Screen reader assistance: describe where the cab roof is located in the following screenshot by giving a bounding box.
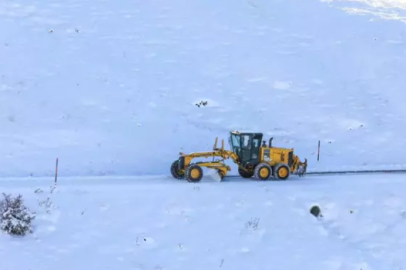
[230,130,263,135]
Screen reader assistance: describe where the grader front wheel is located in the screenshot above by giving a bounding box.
[186,164,203,182]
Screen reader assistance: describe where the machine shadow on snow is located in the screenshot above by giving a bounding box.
[170,130,308,183]
[218,174,308,183]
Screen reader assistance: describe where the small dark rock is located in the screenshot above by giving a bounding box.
[310,205,322,218]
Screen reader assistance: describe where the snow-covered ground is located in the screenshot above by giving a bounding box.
[2,0,406,177]
[325,0,406,23]
[1,173,406,270]
[2,0,406,268]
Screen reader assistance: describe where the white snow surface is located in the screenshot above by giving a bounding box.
[2,0,406,177]
[3,1,406,269]
[1,174,406,269]
[325,0,406,23]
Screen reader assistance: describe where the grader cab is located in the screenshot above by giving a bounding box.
[170,131,307,182]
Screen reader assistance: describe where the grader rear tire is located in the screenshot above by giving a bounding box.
[274,163,290,180]
[170,160,185,179]
[186,164,203,183]
[254,163,273,180]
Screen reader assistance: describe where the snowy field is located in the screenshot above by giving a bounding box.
[2,0,406,269]
[2,0,406,177]
[1,173,406,270]
[325,0,406,23]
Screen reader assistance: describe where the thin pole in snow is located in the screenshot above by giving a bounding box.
[317,140,320,162]
[55,158,59,184]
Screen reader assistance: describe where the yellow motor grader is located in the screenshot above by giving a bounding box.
[170,130,307,182]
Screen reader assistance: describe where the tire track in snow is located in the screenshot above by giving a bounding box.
[317,218,391,270]
[290,196,394,270]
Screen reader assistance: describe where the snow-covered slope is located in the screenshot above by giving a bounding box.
[1,174,406,270]
[2,0,406,177]
[326,0,406,23]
